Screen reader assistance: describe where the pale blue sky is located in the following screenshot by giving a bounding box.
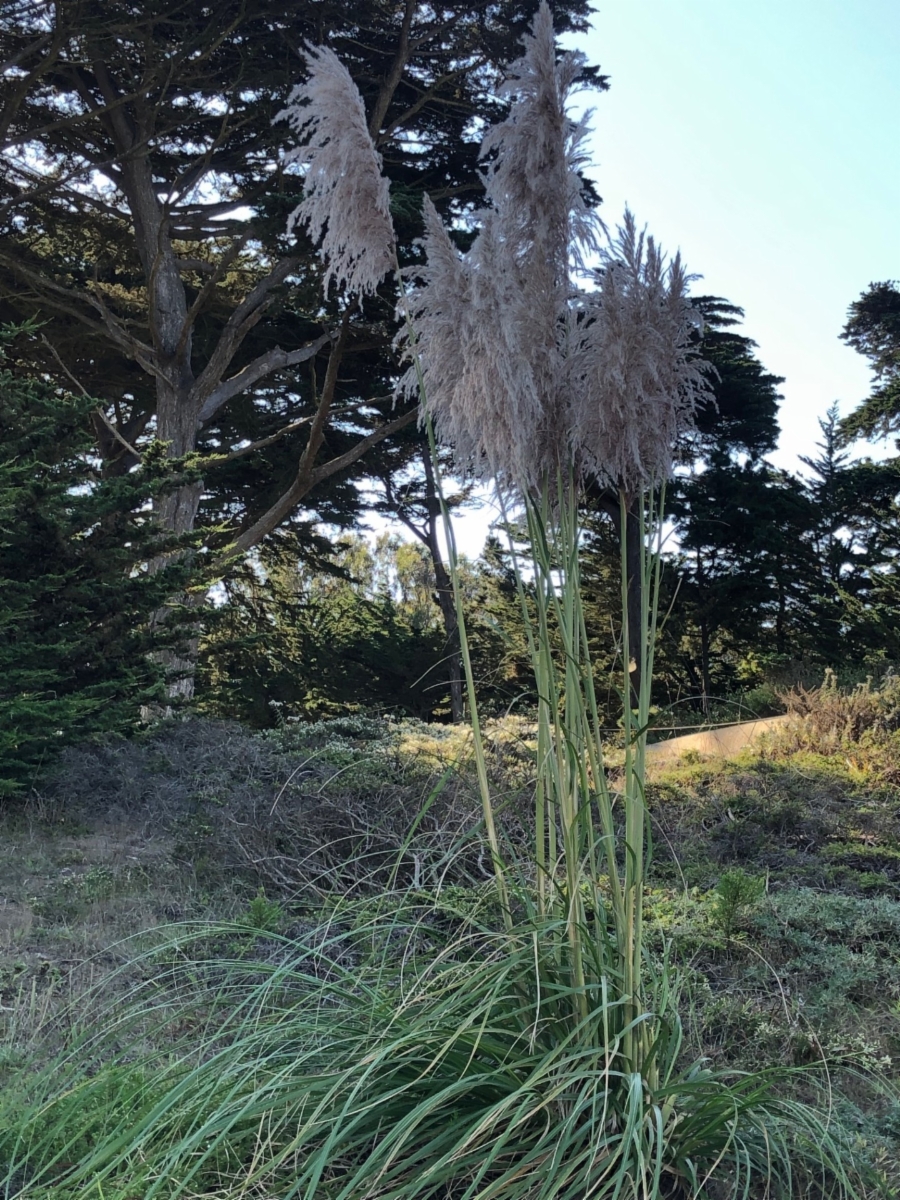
[573,0,899,471]
[371,1,900,556]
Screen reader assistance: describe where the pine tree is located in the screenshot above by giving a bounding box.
[836,280,900,665]
[839,281,900,443]
[0,343,196,795]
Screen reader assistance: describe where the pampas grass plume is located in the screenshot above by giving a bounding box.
[574,210,714,488]
[401,198,546,487]
[401,2,602,492]
[279,43,396,297]
[285,3,713,495]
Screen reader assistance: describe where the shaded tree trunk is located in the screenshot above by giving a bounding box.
[382,446,465,722]
[422,452,464,722]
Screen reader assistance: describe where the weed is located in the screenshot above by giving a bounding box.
[239,888,284,934]
[711,868,767,935]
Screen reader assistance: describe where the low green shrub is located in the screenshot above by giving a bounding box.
[711,869,767,936]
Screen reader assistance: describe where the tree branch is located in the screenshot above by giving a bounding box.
[0,249,158,371]
[196,332,333,425]
[229,403,416,557]
[175,234,249,361]
[368,0,416,137]
[191,255,302,406]
[296,313,350,481]
[196,401,370,466]
[308,407,417,490]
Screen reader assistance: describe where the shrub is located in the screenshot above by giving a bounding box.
[778,671,900,749]
[0,342,199,796]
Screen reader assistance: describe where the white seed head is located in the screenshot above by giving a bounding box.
[401,2,602,492]
[400,200,542,486]
[573,210,714,489]
[481,0,600,276]
[290,6,713,496]
[278,42,396,297]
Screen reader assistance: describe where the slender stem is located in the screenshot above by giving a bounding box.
[398,286,511,926]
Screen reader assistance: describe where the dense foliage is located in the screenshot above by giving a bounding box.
[0,348,196,794]
[0,0,601,554]
[0,3,896,757]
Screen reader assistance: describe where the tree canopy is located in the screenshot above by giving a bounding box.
[0,0,603,560]
[839,281,900,444]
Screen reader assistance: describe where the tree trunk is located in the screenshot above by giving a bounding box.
[116,134,205,699]
[693,551,713,715]
[149,383,205,703]
[422,452,464,722]
[699,616,713,716]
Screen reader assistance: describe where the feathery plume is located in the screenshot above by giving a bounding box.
[480,0,600,275]
[401,2,602,492]
[573,210,714,488]
[278,43,396,297]
[400,199,538,486]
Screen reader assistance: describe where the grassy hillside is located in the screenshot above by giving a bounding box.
[1,686,899,1195]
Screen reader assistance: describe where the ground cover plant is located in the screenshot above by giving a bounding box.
[1,8,898,1199]
[1,704,899,1196]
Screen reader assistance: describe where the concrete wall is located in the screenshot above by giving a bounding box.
[645,714,790,764]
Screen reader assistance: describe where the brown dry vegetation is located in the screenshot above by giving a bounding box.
[1,684,900,1192]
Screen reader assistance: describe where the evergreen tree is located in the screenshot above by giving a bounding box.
[839,281,900,443]
[0,344,195,794]
[196,533,448,725]
[0,0,603,701]
[836,280,900,665]
[0,0,601,556]
[671,457,820,699]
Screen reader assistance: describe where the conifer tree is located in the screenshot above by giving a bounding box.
[0,0,600,554]
[0,341,195,794]
[839,281,900,442]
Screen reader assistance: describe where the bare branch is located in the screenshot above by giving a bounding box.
[0,250,158,371]
[379,69,468,143]
[175,258,218,275]
[382,472,429,545]
[229,406,415,557]
[191,256,302,405]
[0,20,64,145]
[38,332,91,397]
[196,402,371,466]
[0,31,50,75]
[38,331,146,462]
[296,314,351,480]
[226,314,413,558]
[368,0,416,137]
[175,233,249,360]
[94,406,143,462]
[196,332,333,425]
[308,407,416,490]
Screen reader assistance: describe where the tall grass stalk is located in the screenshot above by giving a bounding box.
[489,476,667,1077]
[0,915,871,1200]
[405,325,512,929]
